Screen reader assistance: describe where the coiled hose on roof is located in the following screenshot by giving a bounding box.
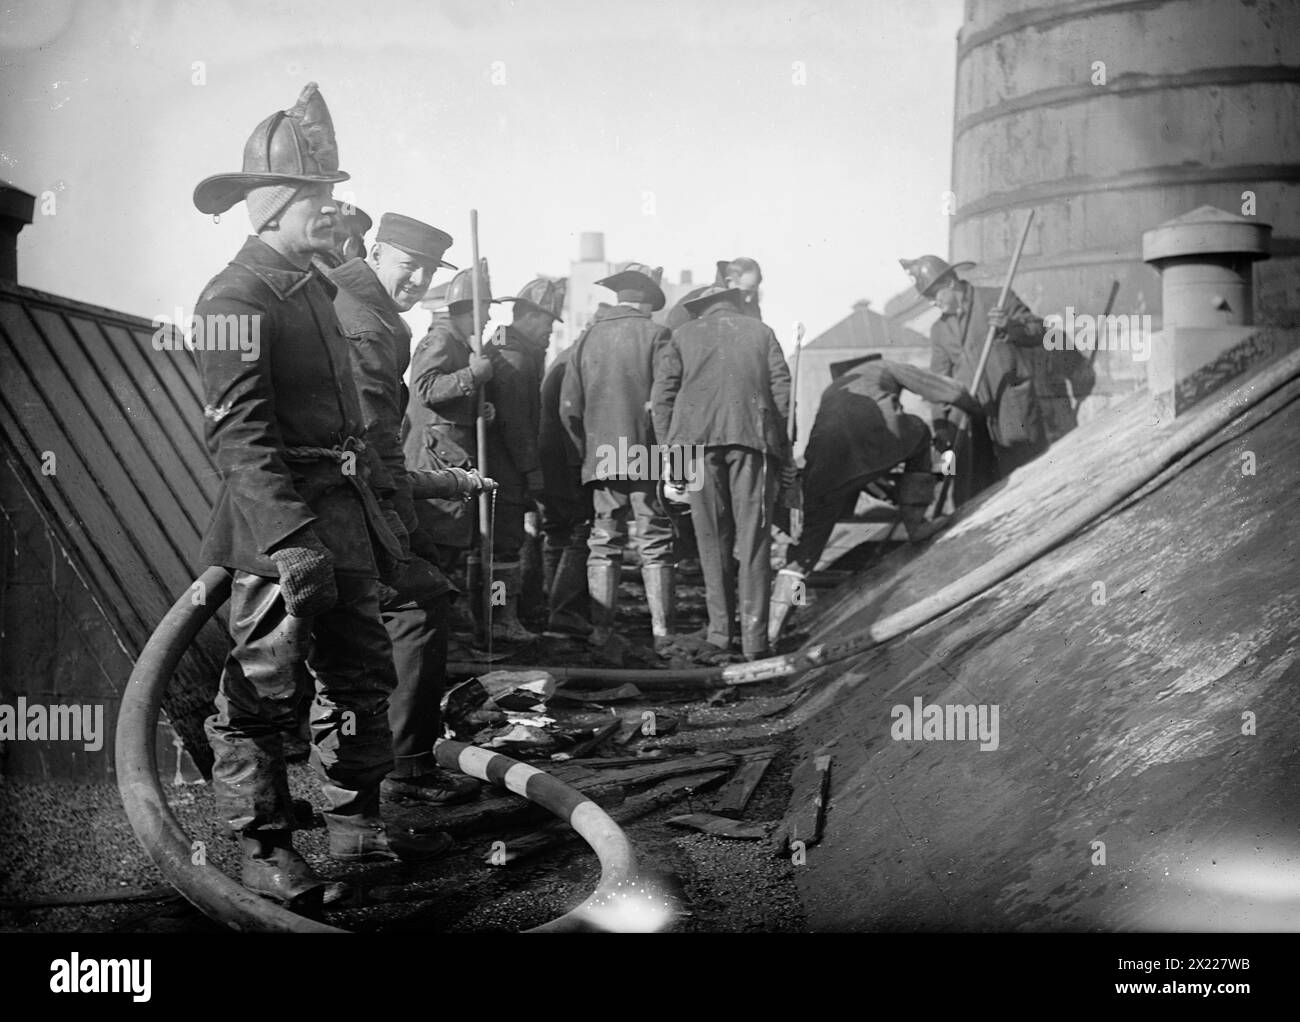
[115,569,651,933]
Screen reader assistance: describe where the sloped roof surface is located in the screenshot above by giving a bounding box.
[784,348,1300,929]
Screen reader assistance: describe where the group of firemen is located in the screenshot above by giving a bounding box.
[187,83,1073,912]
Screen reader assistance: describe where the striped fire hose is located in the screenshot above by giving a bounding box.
[115,567,652,934]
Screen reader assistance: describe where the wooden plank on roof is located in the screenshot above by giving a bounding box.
[108,321,210,454]
[25,304,200,594]
[0,303,178,637]
[65,315,210,539]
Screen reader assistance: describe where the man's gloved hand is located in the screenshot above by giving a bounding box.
[462,468,498,496]
[468,354,494,384]
[269,529,338,618]
[932,419,958,453]
[524,468,545,498]
[779,459,799,492]
[481,401,496,425]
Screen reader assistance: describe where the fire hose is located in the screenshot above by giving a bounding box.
[115,568,647,933]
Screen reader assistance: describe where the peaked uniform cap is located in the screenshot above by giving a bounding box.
[376,213,457,270]
[194,82,350,215]
[683,285,744,316]
[498,277,566,322]
[899,254,975,297]
[595,261,666,311]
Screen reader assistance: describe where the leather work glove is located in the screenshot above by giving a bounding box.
[467,354,494,384]
[524,468,545,499]
[932,419,958,454]
[461,468,497,496]
[269,529,338,618]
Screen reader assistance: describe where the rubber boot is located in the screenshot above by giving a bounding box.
[767,568,806,647]
[642,563,677,652]
[238,830,325,914]
[586,558,620,647]
[899,471,942,543]
[546,545,593,637]
[491,561,539,643]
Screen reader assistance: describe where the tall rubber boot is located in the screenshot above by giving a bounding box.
[546,545,593,637]
[642,563,677,652]
[586,558,620,647]
[899,471,942,543]
[767,568,806,647]
[490,561,539,643]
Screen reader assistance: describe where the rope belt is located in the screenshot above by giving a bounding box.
[277,437,405,567]
[280,437,368,463]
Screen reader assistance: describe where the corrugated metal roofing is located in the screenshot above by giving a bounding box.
[0,279,225,770]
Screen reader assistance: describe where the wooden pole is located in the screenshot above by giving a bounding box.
[469,210,493,641]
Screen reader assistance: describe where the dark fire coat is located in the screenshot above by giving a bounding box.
[193,235,395,578]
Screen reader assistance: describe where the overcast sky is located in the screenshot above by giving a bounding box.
[1,0,963,350]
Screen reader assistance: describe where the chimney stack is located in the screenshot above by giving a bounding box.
[578,232,605,263]
[0,182,36,283]
[1142,205,1274,419]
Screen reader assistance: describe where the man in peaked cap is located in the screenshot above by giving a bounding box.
[330,212,492,807]
[560,262,677,652]
[191,84,455,912]
[900,254,1048,506]
[482,277,566,642]
[651,285,791,662]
